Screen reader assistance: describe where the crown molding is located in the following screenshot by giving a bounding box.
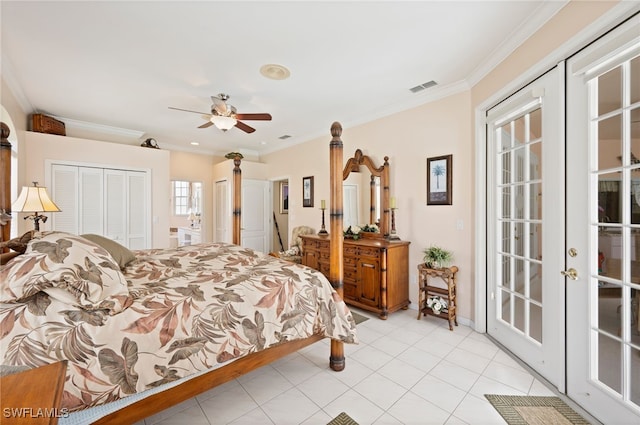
[51,115,145,140]
[1,52,33,113]
[467,1,568,87]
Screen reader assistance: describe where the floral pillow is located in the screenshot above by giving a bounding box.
[0,232,132,314]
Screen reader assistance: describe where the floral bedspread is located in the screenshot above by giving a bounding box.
[0,242,357,412]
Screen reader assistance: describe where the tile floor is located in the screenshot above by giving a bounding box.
[134,308,595,425]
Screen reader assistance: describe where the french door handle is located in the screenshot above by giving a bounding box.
[560,268,578,280]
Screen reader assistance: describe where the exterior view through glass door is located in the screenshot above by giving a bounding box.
[486,68,564,387]
[566,15,640,423]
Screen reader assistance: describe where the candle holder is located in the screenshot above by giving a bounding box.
[388,207,400,240]
[318,207,329,235]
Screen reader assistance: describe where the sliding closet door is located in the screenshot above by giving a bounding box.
[127,171,147,250]
[104,169,127,244]
[79,167,103,235]
[50,163,150,249]
[51,164,78,234]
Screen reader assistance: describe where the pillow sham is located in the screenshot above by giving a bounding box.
[80,234,136,269]
[1,232,131,314]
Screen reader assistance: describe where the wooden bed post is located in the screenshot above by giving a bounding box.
[232,154,242,245]
[329,122,345,371]
[0,122,11,248]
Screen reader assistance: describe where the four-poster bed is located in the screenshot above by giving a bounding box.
[0,123,353,424]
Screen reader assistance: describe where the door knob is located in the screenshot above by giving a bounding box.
[560,268,578,280]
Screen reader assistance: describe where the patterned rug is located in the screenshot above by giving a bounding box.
[485,395,590,424]
[327,412,359,425]
[351,311,369,325]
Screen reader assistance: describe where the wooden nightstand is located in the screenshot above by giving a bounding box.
[417,264,458,330]
[0,361,68,424]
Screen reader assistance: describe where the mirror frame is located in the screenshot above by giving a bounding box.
[343,149,390,238]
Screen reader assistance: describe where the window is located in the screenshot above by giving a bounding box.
[172,181,202,216]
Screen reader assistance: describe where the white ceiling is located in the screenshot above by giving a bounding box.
[1,1,567,157]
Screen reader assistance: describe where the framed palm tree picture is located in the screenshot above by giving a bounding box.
[427,154,452,205]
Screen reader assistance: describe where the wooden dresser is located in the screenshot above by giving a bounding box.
[301,234,410,319]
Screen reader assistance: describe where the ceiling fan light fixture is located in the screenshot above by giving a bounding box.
[210,115,237,131]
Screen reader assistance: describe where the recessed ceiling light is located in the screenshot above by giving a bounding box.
[260,141,267,145]
[190,141,199,146]
[260,64,291,80]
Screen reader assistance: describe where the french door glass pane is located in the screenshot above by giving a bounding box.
[495,107,543,342]
[592,56,640,407]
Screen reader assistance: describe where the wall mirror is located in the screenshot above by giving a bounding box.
[343,149,390,238]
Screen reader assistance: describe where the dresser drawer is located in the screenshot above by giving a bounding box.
[359,247,379,257]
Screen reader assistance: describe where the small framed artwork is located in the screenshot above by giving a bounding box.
[279,181,289,214]
[302,176,314,207]
[427,154,452,205]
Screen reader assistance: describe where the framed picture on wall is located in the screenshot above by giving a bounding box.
[427,154,452,205]
[302,176,314,207]
[280,181,289,214]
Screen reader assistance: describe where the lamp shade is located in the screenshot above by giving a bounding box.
[12,184,61,213]
[210,115,237,131]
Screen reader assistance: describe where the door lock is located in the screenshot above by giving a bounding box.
[560,268,578,280]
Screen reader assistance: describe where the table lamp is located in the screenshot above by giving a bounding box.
[12,182,61,231]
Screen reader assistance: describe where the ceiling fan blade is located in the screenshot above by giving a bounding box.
[198,121,214,129]
[212,96,228,115]
[235,120,256,133]
[169,106,209,115]
[235,113,272,121]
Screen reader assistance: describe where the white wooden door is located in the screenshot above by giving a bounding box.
[566,16,640,423]
[78,167,103,235]
[51,164,78,234]
[127,171,147,249]
[241,179,269,253]
[104,169,127,245]
[486,67,564,386]
[215,180,229,243]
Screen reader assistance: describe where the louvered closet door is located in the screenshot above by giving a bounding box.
[51,164,78,234]
[104,169,127,245]
[79,167,103,234]
[127,171,147,250]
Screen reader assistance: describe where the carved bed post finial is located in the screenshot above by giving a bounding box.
[330,121,342,141]
[232,155,242,245]
[1,122,12,247]
[329,122,345,371]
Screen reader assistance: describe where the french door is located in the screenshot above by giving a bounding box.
[486,67,564,387]
[566,15,640,424]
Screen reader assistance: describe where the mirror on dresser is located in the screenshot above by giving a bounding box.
[171,180,203,246]
[343,149,389,238]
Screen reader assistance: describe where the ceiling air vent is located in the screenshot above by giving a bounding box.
[409,80,437,93]
[278,135,292,140]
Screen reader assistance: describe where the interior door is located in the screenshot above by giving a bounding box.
[241,179,269,252]
[215,180,229,243]
[566,16,640,424]
[486,67,564,386]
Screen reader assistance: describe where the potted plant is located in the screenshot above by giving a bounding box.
[423,245,453,269]
[427,295,447,315]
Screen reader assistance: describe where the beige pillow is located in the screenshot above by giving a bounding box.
[80,234,136,269]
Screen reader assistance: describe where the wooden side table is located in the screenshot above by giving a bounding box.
[0,361,68,424]
[418,264,458,330]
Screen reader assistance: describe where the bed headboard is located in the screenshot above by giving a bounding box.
[1,122,12,249]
